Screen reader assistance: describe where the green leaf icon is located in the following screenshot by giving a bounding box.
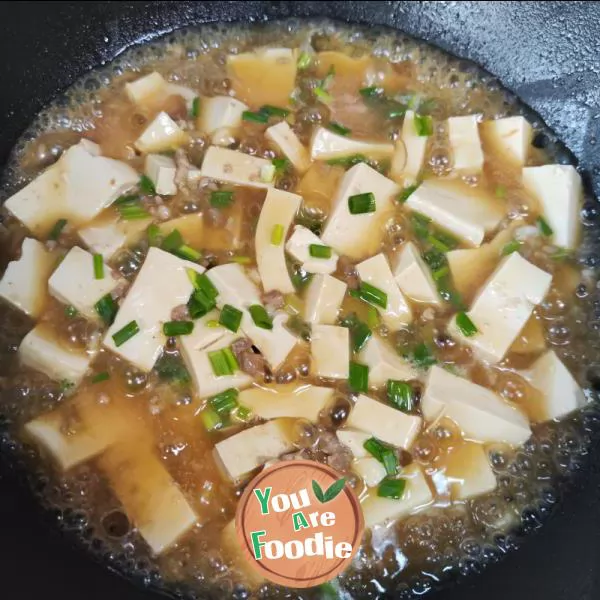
[312,477,347,503]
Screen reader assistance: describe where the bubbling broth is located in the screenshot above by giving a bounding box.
[0,19,599,600]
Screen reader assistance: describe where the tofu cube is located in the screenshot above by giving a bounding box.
[520,350,586,421]
[265,121,311,173]
[346,394,422,449]
[214,419,294,482]
[321,163,399,259]
[522,164,582,249]
[480,116,533,165]
[285,225,339,275]
[144,154,177,195]
[392,241,441,305]
[390,110,429,185]
[19,324,91,385]
[205,262,261,309]
[405,178,504,247]
[337,429,372,458]
[444,442,497,500]
[103,247,204,372]
[310,127,394,161]
[199,95,248,134]
[134,111,189,153]
[238,383,334,421]
[0,238,55,317]
[421,366,531,445]
[255,188,301,294]
[356,253,412,330]
[125,72,168,106]
[199,146,274,189]
[311,324,350,379]
[48,246,121,322]
[448,252,552,363]
[357,335,417,387]
[354,457,387,487]
[361,465,434,528]
[447,114,484,173]
[303,274,347,325]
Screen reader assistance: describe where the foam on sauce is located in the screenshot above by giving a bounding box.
[0,19,599,600]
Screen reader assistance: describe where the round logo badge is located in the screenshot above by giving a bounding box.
[235,459,364,588]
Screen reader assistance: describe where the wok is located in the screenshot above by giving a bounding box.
[0,2,599,599]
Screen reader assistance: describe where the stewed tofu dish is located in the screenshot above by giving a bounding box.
[0,21,598,599]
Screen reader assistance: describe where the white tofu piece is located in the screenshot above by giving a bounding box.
[134,111,189,154]
[356,254,412,330]
[337,429,372,458]
[265,121,311,173]
[392,241,441,305]
[447,115,484,173]
[0,238,55,318]
[5,140,139,234]
[405,179,504,247]
[144,154,177,195]
[103,247,204,372]
[255,188,301,294]
[206,263,261,308]
[99,443,197,555]
[310,127,394,161]
[480,116,532,165]
[361,465,434,528]
[354,457,387,487]
[199,146,274,189]
[522,164,582,249]
[520,350,587,421]
[19,324,91,385]
[321,163,399,259]
[214,419,294,482]
[346,394,422,449]
[357,335,417,387]
[421,366,531,445]
[311,324,350,379]
[390,110,429,185]
[180,331,254,399]
[239,383,334,421]
[303,274,347,325]
[199,95,248,135]
[444,442,497,500]
[125,72,168,106]
[285,225,339,274]
[48,246,120,322]
[179,309,226,353]
[448,252,552,363]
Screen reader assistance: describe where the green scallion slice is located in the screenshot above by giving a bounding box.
[191,96,200,118]
[208,349,233,377]
[314,87,332,103]
[219,304,243,333]
[411,343,437,369]
[200,407,223,432]
[432,265,450,281]
[308,244,332,259]
[231,255,252,265]
[427,231,458,253]
[259,105,290,118]
[359,86,384,99]
[348,192,376,215]
[455,312,478,337]
[222,347,239,372]
[272,157,290,174]
[297,51,312,70]
[209,388,239,416]
[326,154,368,169]
[411,212,432,239]
[271,223,285,246]
[163,320,194,336]
[48,218,68,241]
[382,449,399,476]
[387,380,414,412]
[91,371,110,384]
[206,319,221,328]
[233,405,253,423]
[502,240,522,256]
[363,437,388,461]
[242,110,269,124]
[117,203,151,220]
[349,361,369,393]
[139,174,156,195]
[210,190,234,208]
[377,477,406,499]
[93,254,104,280]
[187,275,219,319]
[64,305,78,318]
[147,223,162,246]
[249,304,273,330]
[340,313,372,353]
[397,185,418,204]
[537,216,554,237]
[112,320,140,347]
[94,293,118,325]
[366,306,379,329]
[414,113,433,136]
[175,244,202,262]
[352,281,388,309]
[162,229,184,252]
[328,121,351,136]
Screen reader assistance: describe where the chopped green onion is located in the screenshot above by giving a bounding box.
[385,100,408,120]
[59,380,74,393]
[387,380,414,412]
[208,349,234,377]
[359,86,384,99]
[187,274,219,319]
[114,194,138,206]
[200,407,223,432]
[94,294,118,325]
[231,255,252,265]
[289,262,312,290]
[427,231,458,253]
[411,343,437,369]
[411,212,432,239]
[422,249,446,272]
[93,254,104,280]
[286,314,311,341]
[550,247,572,261]
[191,96,200,118]
[326,154,368,169]
[64,305,78,318]
[233,405,253,423]
[48,218,68,241]
[363,437,398,476]
[249,304,273,330]
[174,244,202,262]
[272,157,290,174]
[377,477,406,499]
[397,185,418,204]
[206,319,221,328]
[382,449,399,476]
[297,51,312,70]
[363,438,386,461]
[91,371,110,384]
[210,190,234,208]
[366,306,380,329]
[455,312,478,337]
[222,347,239,372]
[495,184,507,198]
[147,223,162,246]
[162,229,184,252]
[193,273,218,297]
[242,110,269,124]
[437,276,465,309]
[349,361,369,393]
[163,321,194,336]
[259,105,290,118]
[209,388,239,416]
[340,313,372,353]
[414,114,433,136]
[117,203,151,220]
[321,65,335,89]
[432,265,450,281]
[154,353,191,385]
[139,174,156,195]
[501,240,522,256]
[328,121,351,136]
[314,87,332,103]
[537,216,554,237]
[348,192,376,215]
[351,281,388,309]
[219,304,243,333]
[271,223,285,246]
[112,320,140,347]
[309,244,332,259]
